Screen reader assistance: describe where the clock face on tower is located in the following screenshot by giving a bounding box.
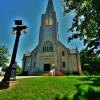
[45,15,53,25]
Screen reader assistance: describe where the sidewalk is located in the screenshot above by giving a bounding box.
[0,76,41,82]
[0,77,3,81]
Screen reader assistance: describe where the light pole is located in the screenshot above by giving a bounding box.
[2,20,27,82]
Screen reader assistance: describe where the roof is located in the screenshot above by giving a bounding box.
[58,41,77,54]
[25,52,31,57]
[70,48,77,54]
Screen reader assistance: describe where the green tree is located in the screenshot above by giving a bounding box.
[16,65,22,74]
[0,45,10,68]
[63,0,100,55]
[80,49,100,75]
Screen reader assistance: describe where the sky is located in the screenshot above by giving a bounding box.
[0,0,84,66]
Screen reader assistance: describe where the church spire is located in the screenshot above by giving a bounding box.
[46,0,55,13]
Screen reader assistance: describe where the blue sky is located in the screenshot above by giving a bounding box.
[0,0,84,66]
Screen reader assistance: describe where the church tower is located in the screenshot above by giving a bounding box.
[39,0,58,52]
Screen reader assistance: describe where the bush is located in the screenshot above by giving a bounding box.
[16,66,22,74]
[48,71,64,76]
[83,71,90,76]
[55,71,64,76]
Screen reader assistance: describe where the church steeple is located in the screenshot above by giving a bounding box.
[46,0,55,13]
[39,0,58,45]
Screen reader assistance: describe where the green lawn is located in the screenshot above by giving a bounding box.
[0,76,100,100]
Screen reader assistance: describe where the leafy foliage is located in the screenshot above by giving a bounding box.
[63,0,100,54]
[80,49,100,75]
[16,65,22,74]
[0,45,10,68]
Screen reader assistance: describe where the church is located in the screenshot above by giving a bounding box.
[22,0,82,75]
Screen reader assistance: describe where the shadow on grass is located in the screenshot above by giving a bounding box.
[73,77,100,100]
[0,82,9,90]
[73,85,100,100]
[54,77,100,100]
[79,77,100,87]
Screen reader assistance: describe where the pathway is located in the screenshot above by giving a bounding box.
[0,76,41,82]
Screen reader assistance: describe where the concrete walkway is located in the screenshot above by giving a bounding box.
[0,77,3,82]
[0,76,41,82]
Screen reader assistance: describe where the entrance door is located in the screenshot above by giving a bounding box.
[44,64,50,71]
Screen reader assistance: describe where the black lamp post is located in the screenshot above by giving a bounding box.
[2,20,27,82]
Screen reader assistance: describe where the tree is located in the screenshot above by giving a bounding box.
[0,45,10,68]
[63,0,100,55]
[80,49,100,75]
[16,65,22,74]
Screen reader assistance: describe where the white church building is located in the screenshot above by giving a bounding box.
[22,0,82,75]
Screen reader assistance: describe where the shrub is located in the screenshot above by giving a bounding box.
[55,71,64,76]
[48,71,64,76]
[16,65,22,74]
[83,71,90,76]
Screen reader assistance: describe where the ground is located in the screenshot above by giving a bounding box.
[0,76,100,100]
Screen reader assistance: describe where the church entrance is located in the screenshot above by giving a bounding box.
[44,64,50,71]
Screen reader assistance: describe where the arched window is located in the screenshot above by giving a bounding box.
[43,41,53,52]
[62,62,65,68]
[62,51,65,56]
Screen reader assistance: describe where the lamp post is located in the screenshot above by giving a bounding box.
[2,20,27,82]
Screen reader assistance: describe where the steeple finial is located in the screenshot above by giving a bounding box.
[46,0,54,13]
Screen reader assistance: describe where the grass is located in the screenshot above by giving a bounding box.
[0,76,100,100]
